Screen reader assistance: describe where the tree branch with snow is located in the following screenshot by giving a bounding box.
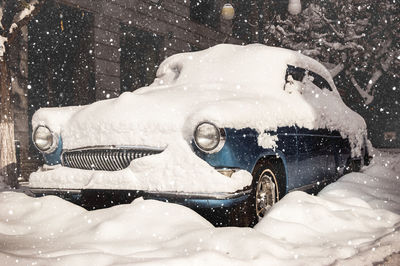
[0,0,45,187]
[0,0,44,60]
[264,0,399,105]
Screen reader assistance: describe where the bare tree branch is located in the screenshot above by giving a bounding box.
[347,70,374,104]
[0,0,44,60]
[312,9,345,39]
[321,40,364,51]
[329,63,345,77]
[365,52,395,95]
[8,0,44,44]
[265,1,398,105]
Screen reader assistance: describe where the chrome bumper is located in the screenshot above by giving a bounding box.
[22,186,252,212]
[25,187,251,200]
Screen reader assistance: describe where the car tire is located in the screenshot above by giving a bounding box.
[232,159,283,227]
[345,158,362,174]
[252,161,281,221]
[229,159,285,227]
[364,150,372,166]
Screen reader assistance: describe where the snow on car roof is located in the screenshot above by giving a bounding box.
[149,43,337,94]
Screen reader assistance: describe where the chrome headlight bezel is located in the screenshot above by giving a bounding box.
[32,125,59,154]
[193,122,226,154]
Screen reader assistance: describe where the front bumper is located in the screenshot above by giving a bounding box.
[24,187,251,209]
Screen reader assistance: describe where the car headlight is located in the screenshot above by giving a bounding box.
[194,122,226,153]
[32,125,58,153]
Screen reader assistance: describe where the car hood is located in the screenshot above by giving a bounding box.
[63,85,260,149]
[32,84,279,150]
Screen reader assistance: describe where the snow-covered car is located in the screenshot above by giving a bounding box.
[26,44,370,226]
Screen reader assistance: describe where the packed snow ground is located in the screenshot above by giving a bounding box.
[1,151,399,266]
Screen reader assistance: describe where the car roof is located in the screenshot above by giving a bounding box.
[151,44,338,95]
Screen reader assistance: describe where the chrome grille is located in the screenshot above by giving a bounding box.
[62,147,163,171]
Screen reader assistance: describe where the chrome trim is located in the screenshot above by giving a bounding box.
[296,133,342,138]
[28,188,82,194]
[26,188,251,200]
[288,180,327,193]
[216,167,241,177]
[32,125,59,154]
[61,146,164,171]
[140,189,252,200]
[60,152,65,166]
[288,183,316,192]
[193,122,226,154]
[62,145,165,153]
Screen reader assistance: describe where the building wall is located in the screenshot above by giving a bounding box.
[12,0,246,180]
[10,26,31,180]
[56,0,243,100]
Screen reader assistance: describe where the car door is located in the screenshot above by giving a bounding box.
[285,65,339,189]
[321,128,338,180]
[275,126,298,191]
[285,65,323,188]
[305,69,338,181]
[329,130,351,177]
[296,127,329,186]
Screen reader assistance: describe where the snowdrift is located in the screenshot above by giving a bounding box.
[1,151,399,265]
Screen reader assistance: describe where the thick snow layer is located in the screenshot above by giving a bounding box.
[2,151,399,265]
[30,44,367,191]
[0,36,6,58]
[257,132,279,150]
[33,106,83,133]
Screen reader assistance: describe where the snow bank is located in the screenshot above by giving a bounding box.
[2,151,399,265]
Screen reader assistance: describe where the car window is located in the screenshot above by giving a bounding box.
[307,70,333,91]
[284,65,307,93]
[286,65,332,92]
[285,65,306,82]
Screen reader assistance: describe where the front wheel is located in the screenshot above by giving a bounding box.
[255,168,278,219]
[229,159,284,227]
[344,158,362,174]
[251,160,283,223]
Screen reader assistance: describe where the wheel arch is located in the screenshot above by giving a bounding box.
[251,152,288,197]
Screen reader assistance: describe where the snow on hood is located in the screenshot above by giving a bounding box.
[2,152,400,265]
[32,44,366,155]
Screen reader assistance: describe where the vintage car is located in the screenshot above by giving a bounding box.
[25,44,370,226]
